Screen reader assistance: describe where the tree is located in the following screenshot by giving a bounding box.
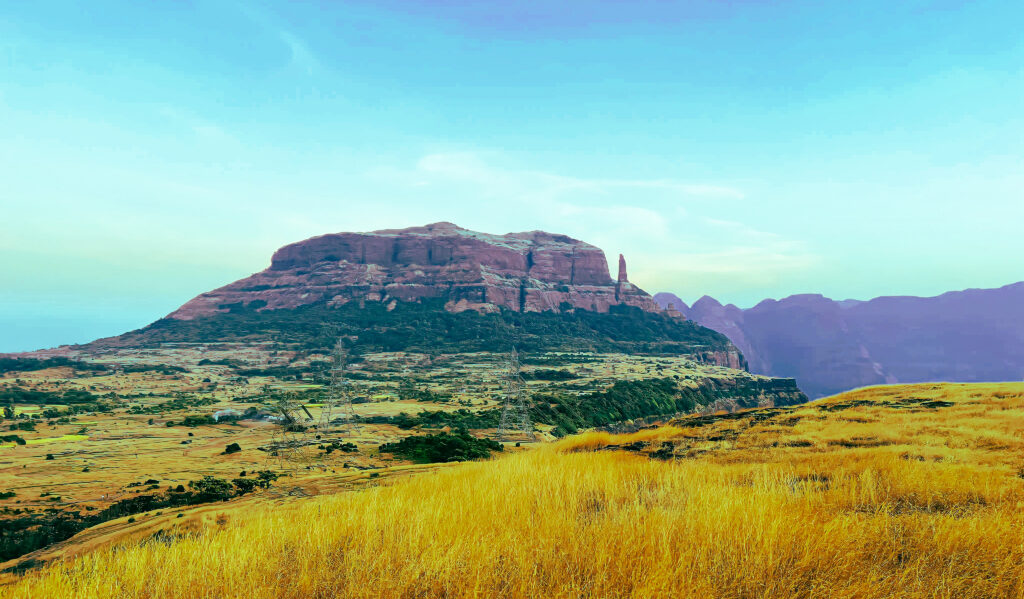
[231,478,257,495]
[188,476,233,502]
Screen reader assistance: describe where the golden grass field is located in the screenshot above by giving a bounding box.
[5,381,1024,598]
[0,348,760,513]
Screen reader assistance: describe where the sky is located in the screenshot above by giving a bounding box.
[1,0,1022,352]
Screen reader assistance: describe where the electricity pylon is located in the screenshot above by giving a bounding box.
[497,348,533,441]
[267,393,315,470]
[319,338,357,436]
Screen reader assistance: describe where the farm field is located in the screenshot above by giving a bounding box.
[0,345,792,570]
[3,381,1023,597]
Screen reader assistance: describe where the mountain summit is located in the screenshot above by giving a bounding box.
[170,222,659,320]
[95,224,742,360]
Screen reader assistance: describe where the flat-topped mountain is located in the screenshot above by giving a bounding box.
[95,224,745,363]
[656,282,1024,398]
[171,222,657,320]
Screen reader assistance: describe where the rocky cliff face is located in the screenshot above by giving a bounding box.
[655,283,1024,399]
[170,223,663,320]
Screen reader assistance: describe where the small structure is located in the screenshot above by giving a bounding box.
[213,409,242,422]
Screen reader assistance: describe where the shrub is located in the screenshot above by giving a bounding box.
[188,476,234,502]
[181,415,216,427]
[223,443,241,455]
[380,431,503,464]
[232,478,257,494]
[255,471,279,489]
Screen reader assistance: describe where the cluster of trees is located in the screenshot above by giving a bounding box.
[320,441,357,455]
[379,431,503,463]
[522,369,577,381]
[234,365,314,379]
[166,414,217,427]
[0,472,280,562]
[0,386,99,406]
[1,386,113,425]
[197,358,242,367]
[0,358,108,375]
[119,364,187,375]
[0,358,189,377]
[360,408,501,431]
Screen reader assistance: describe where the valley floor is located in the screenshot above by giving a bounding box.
[4,382,1024,597]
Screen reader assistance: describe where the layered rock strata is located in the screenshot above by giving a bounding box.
[170,223,662,320]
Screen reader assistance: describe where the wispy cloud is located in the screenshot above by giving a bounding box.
[236,3,322,76]
[369,151,817,297]
[277,30,320,75]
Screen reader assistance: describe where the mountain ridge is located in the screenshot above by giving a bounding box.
[655,282,1024,398]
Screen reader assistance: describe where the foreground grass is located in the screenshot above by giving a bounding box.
[8,382,1024,598]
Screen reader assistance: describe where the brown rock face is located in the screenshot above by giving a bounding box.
[168,222,660,320]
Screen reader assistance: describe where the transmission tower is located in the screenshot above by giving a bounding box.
[497,348,533,441]
[266,393,316,470]
[319,338,357,436]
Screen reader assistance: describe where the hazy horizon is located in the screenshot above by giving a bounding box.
[2,0,1022,352]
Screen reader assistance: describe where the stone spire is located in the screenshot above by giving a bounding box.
[617,254,628,283]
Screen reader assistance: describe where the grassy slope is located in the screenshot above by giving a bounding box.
[7,382,1024,598]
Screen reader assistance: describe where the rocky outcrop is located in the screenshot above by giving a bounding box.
[169,223,660,320]
[655,282,1024,399]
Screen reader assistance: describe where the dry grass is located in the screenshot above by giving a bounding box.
[6,382,1024,598]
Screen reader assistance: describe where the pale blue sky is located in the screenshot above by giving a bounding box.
[1,0,1022,351]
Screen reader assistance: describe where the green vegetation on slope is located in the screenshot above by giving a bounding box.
[0,387,100,406]
[0,473,281,564]
[380,432,503,463]
[99,300,737,357]
[364,377,805,437]
[0,358,109,375]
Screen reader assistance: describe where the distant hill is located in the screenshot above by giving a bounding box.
[655,282,1024,398]
[90,224,741,364]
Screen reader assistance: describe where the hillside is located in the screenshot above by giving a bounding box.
[0,346,804,567]
[84,223,747,365]
[95,298,740,361]
[655,282,1024,398]
[5,382,1023,598]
